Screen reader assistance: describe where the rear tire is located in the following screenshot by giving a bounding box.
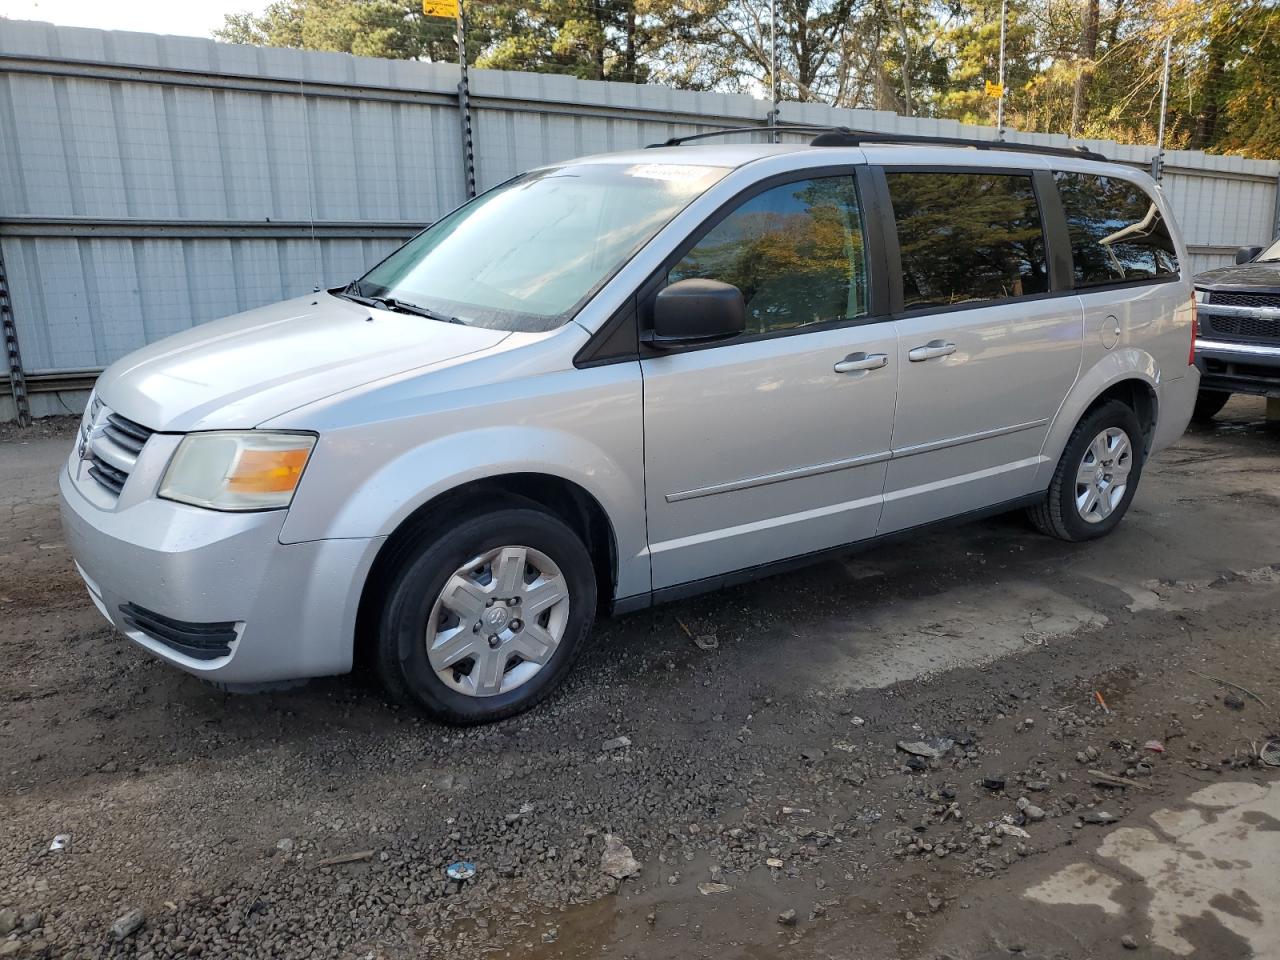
[1028,400,1146,542]
[374,506,596,724]
[1191,390,1230,422]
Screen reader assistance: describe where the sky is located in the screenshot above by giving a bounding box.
[0,0,264,39]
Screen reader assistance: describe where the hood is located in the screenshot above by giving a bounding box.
[1194,260,1280,294]
[95,293,510,431]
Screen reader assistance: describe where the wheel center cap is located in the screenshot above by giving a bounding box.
[484,605,511,630]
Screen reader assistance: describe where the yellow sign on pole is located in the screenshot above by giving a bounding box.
[984,80,1004,98]
[422,0,458,18]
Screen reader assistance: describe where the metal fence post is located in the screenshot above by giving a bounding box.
[0,240,32,427]
[1151,35,1172,181]
[457,0,477,199]
[768,0,778,143]
[996,0,1007,140]
[1273,172,1280,240]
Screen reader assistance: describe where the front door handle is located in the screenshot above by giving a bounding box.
[834,352,889,374]
[908,339,957,362]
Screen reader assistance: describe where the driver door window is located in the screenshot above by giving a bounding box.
[667,176,869,336]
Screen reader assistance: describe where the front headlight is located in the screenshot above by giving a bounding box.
[159,432,316,511]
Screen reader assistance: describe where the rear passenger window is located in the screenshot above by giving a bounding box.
[1055,172,1179,286]
[887,172,1048,309]
[668,176,867,335]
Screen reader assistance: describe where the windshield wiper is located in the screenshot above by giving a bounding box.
[372,297,465,325]
[335,283,465,324]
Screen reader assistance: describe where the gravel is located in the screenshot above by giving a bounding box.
[110,908,145,941]
[3,404,1280,958]
[599,835,640,880]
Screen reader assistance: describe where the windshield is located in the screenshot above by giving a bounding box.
[357,162,729,332]
[1256,238,1280,262]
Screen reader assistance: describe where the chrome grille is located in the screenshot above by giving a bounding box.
[103,413,152,455]
[1208,290,1280,309]
[1202,313,1280,344]
[87,458,129,495]
[80,401,155,499]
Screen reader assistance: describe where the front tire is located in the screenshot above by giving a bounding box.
[375,506,596,724]
[1028,400,1146,542]
[1191,390,1230,422]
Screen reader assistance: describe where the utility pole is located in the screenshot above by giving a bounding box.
[1152,34,1172,181]
[996,0,1007,139]
[768,0,779,142]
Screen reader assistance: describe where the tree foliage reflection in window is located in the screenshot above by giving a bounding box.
[669,177,867,335]
[1055,173,1179,286]
[888,172,1048,309]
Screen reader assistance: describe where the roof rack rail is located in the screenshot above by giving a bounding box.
[645,122,1108,163]
[647,124,845,148]
[808,128,1108,162]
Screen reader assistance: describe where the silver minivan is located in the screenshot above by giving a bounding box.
[59,130,1200,723]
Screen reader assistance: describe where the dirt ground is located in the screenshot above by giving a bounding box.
[1,398,1278,960]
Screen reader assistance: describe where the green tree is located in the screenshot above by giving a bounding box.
[216,0,703,83]
[683,0,946,112]
[215,0,467,61]
[476,0,705,82]
[213,0,1280,158]
[1054,0,1280,157]
[934,0,1038,126]
[1178,0,1280,157]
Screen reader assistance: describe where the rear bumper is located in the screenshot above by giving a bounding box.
[59,461,381,683]
[1195,339,1280,397]
[1151,371,1199,455]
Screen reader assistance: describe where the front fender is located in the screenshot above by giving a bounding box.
[306,425,639,536]
[277,363,650,600]
[1037,347,1160,480]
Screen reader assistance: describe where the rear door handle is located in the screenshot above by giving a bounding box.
[908,340,957,362]
[833,352,888,374]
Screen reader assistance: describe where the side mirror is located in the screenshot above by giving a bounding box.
[1235,245,1264,265]
[650,279,746,348]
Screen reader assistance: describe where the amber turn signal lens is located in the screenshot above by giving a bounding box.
[226,447,312,494]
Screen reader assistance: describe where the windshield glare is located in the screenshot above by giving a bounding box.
[358,162,729,332]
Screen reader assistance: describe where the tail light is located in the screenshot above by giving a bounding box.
[1188,294,1198,365]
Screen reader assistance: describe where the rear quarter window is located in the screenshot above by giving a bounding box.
[1054,172,1179,287]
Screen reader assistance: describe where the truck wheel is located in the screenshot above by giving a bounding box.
[1191,390,1230,422]
[1028,400,1146,542]
[375,506,596,724]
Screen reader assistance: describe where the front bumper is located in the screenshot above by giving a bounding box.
[58,455,381,684]
[1195,338,1280,397]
